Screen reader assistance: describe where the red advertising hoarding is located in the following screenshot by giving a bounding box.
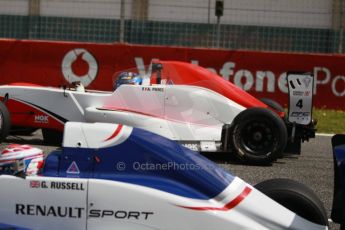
[0,39,344,109]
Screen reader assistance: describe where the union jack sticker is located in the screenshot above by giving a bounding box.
[30,180,40,188]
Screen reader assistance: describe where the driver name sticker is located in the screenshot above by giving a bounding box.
[142,87,164,92]
[29,180,85,191]
[287,72,314,125]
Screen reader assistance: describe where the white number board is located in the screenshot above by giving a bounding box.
[287,72,314,125]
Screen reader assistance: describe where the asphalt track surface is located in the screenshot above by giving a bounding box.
[3,131,340,229]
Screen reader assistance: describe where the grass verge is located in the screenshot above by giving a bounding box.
[313,109,345,134]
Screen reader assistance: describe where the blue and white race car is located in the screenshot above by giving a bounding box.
[0,122,328,229]
[331,134,345,229]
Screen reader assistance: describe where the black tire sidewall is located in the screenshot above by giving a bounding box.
[260,98,284,113]
[231,107,287,164]
[255,178,328,226]
[0,101,11,142]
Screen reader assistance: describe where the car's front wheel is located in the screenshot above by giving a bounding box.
[230,107,287,165]
[255,178,328,226]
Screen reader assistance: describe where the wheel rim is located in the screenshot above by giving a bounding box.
[239,119,276,156]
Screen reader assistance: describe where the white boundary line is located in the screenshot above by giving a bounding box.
[316,133,334,137]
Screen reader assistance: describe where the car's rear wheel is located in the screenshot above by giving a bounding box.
[0,101,11,143]
[255,178,328,226]
[259,98,284,113]
[230,107,287,165]
[42,128,63,146]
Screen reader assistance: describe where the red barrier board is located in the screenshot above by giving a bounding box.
[0,39,344,109]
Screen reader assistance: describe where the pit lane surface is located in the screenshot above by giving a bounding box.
[4,132,340,229]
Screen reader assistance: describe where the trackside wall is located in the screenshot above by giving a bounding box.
[0,39,344,109]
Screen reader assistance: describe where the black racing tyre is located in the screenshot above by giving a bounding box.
[42,129,63,146]
[255,178,328,226]
[0,101,11,143]
[260,98,284,113]
[230,107,287,165]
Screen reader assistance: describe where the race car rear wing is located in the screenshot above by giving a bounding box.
[287,72,314,126]
[285,72,315,154]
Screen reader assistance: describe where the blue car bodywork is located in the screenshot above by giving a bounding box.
[42,127,234,200]
[331,134,345,228]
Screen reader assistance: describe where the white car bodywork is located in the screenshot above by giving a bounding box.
[0,84,245,151]
[0,175,327,230]
[0,63,316,166]
[0,122,327,230]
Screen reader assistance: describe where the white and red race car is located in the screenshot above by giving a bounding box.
[0,61,315,164]
[0,122,328,229]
